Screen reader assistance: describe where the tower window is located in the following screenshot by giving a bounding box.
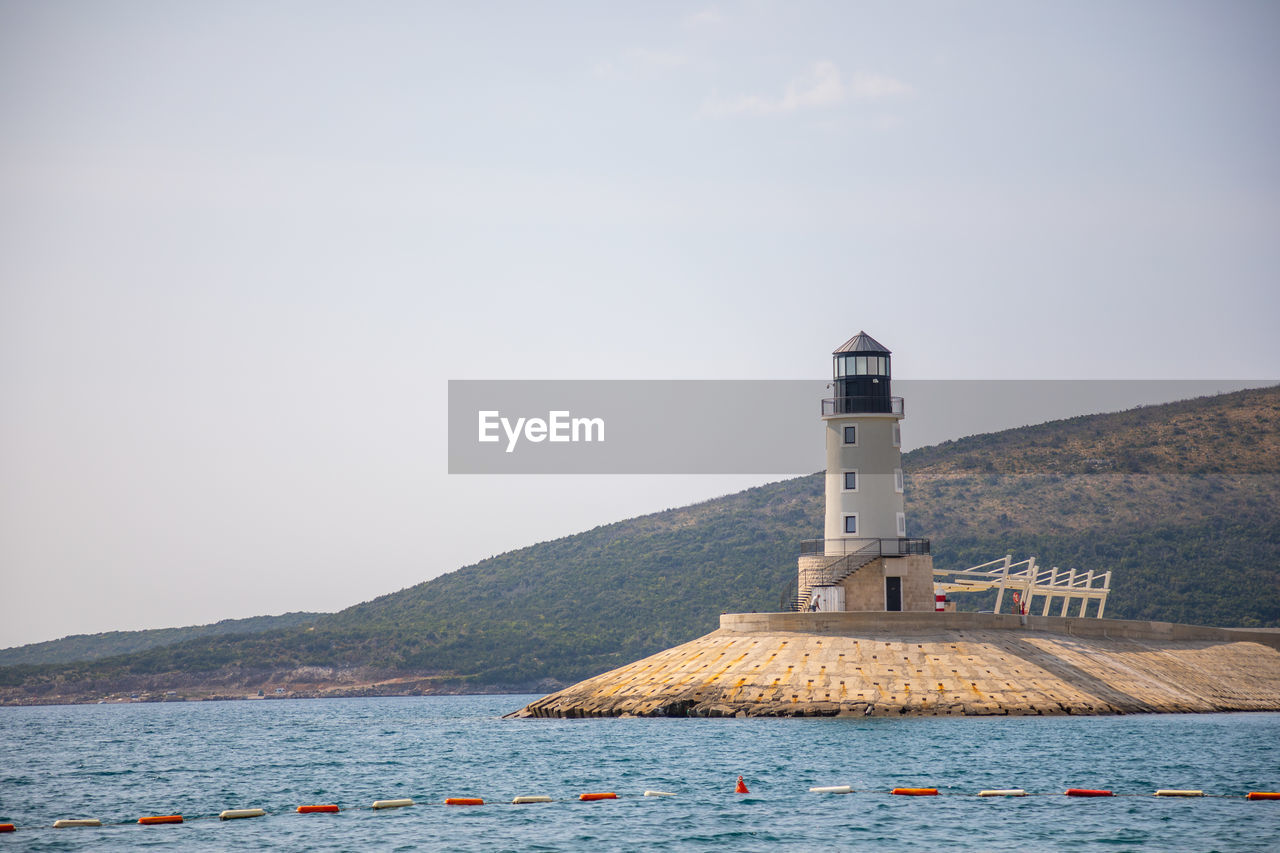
[892,423,901,447]
[843,470,858,491]
[844,514,858,535]
[835,354,891,377]
[896,512,906,537]
[894,468,904,493]
[843,425,857,445]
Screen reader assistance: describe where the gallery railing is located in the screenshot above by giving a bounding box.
[821,396,904,416]
[799,537,931,557]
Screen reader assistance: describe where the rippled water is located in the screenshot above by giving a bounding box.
[1,697,1278,851]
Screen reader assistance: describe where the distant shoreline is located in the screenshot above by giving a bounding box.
[0,678,556,708]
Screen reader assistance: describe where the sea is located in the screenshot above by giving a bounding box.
[1,696,1278,851]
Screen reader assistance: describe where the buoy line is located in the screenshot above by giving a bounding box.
[1,784,1276,835]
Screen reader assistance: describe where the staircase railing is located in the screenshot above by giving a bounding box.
[787,537,931,610]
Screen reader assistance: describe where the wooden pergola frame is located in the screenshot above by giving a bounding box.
[934,555,1112,618]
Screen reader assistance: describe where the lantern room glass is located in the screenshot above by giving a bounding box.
[834,355,891,378]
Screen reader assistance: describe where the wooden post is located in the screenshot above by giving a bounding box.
[1042,567,1058,616]
[1022,557,1037,618]
[1060,569,1076,616]
[993,555,1012,614]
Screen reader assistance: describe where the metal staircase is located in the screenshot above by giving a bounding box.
[788,539,886,611]
[824,541,884,584]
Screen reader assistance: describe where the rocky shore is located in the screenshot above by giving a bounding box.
[0,668,558,707]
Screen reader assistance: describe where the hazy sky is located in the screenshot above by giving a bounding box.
[2,1,1278,648]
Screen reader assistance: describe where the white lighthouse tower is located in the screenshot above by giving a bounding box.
[824,331,904,545]
[797,331,933,612]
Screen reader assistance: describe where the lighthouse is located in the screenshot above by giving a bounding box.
[797,331,932,612]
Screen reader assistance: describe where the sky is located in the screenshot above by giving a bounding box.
[2,1,1278,649]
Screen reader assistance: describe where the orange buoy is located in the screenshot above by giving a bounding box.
[0,823,15,833]
[445,798,485,806]
[579,792,618,801]
[1065,789,1113,797]
[297,804,341,813]
[735,776,749,794]
[138,815,184,825]
[892,788,939,796]
[1247,792,1280,800]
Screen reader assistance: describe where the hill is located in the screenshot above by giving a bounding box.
[2,385,1277,704]
[0,612,323,667]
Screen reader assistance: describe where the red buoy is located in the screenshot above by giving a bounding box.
[138,815,184,825]
[735,776,749,794]
[579,792,618,801]
[297,805,340,813]
[1065,789,1113,797]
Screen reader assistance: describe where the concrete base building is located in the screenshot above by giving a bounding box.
[799,554,935,612]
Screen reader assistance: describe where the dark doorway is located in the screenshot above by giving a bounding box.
[885,577,902,612]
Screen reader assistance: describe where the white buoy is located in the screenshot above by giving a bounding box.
[53,819,102,828]
[809,785,853,794]
[219,809,266,820]
[1154,789,1204,797]
[978,789,1028,797]
[643,790,676,798]
[512,796,554,804]
[371,799,415,810]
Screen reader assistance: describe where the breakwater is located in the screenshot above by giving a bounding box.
[514,613,1280,718]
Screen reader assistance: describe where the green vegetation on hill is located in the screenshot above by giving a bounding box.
[2,386,1277,701]
[0,613,323,666]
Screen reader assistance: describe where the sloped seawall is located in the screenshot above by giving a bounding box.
[512,613,1280,718]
